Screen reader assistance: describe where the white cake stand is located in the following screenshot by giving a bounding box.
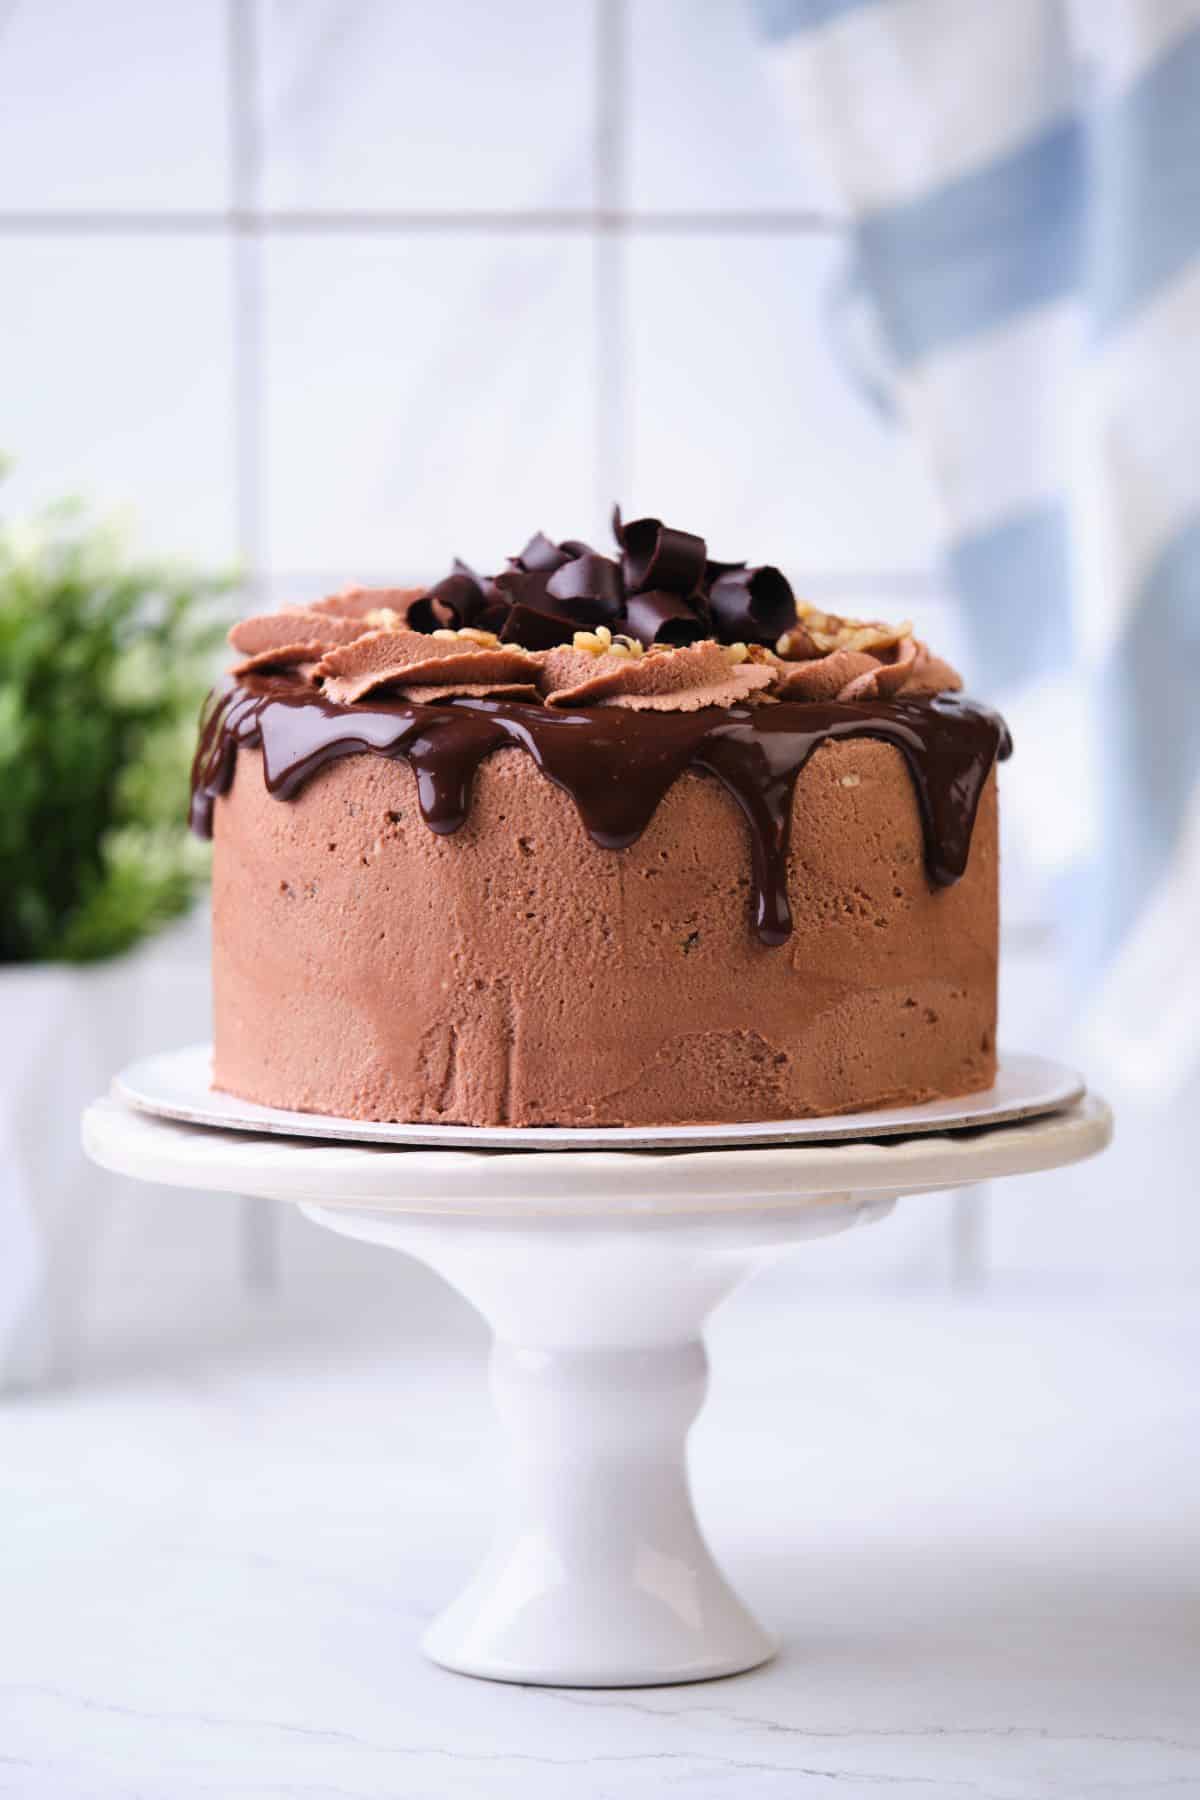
[82,1073,1111,1690]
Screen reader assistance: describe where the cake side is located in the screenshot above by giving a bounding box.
[211,738,997,1127]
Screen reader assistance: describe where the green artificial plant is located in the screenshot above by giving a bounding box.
[0,483,230,963]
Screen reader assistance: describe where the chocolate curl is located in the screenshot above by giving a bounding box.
[485,560,554,611]
[545,551,624,623]
[394,593,452,634]
[624,589,710,648]
[515,531,573,574]
[707,565,796,646]
[487,536,620,629]
[500,601,580,651]
[472,597,512,637]
[614,509,707,598]
[409,566,481,633]
[418,510,793,654]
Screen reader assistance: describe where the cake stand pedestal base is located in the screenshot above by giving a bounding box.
[307,1194,893,1685]
[82,1089,1111,1688]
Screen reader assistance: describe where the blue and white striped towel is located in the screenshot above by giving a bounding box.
[757,0,1200,1099]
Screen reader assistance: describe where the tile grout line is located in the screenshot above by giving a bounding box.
[593,0,630,520]
[227,0,265,605]
[227,0,281,1297]
[0,209,846,236]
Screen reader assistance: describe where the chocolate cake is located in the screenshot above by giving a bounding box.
[192,511,1009,1127]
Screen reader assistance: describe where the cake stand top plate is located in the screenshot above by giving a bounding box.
[114,1044,1084,1153]
[84,1091,1112,1220]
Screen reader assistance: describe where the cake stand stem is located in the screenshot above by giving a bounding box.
[424,1330,773,1686]
[302,1204,891,1687]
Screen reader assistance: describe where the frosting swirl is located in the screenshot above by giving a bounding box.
[540,640,775,711]
[223,511,964,713]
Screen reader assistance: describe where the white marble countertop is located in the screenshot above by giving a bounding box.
[3,1288,1197,1799]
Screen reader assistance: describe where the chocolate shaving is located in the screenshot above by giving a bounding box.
[415,568,482,632]
[412,508,800,653]
[616,511,707,598]
[500,601,580,651]
[545,551,624,621]
[623,589,710,648]
[707,565,795,646]
[516,531,573,574]
[486,561,555,611]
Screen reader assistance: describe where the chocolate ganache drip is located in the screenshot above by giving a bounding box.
[412,507,799,651]
[191,678,1011,947]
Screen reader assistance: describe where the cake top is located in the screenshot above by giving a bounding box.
[226,510,963,712]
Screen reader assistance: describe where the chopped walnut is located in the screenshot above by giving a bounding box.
[431,626,502,647]
[577,628,645,661]
[777,600,912,660]
[572,625,615,655]
[774,625,821,661]
[842,619,913,654]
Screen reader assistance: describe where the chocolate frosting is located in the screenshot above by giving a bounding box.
[539,641,775,710]
[192,677,1011,947]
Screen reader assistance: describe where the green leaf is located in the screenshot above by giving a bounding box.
[0,482,233,963]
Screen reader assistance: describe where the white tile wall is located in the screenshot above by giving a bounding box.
[0,0,229,211]
[0,235,237,561]
[0,0,942,589]
[262,234,599,576]
[628,0,837,216]
[259,0,595,213]
[626,233,943,578]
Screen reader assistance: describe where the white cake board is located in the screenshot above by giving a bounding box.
[114,1043,1084,1152]
[83,1075,1111,1688]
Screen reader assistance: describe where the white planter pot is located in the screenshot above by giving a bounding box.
[0,910,217,1391]
[0,955,146,1389]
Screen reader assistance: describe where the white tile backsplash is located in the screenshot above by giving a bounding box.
[258,0,595,213]
[262,233,598,576]
[2,0,1170,1312]
[629,0,837,216]
[626,231,943,578]
[0,236,237,562]
[0,0,229,211]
